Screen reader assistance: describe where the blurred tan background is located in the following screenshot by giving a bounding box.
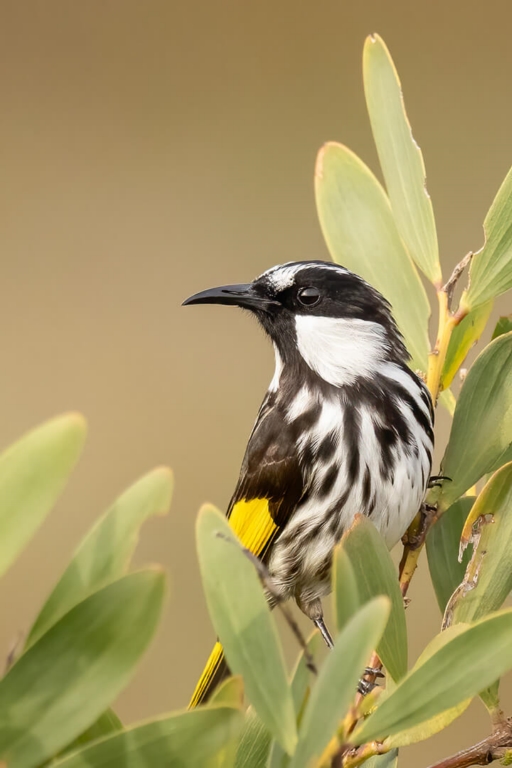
[0,1,511,765]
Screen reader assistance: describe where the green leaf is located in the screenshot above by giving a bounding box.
[315,142,430,372]
[352,608,512,744]
[363,34,441,285]
[462,166,512,310]
[363,751,398,767]
[267,632,323,768]
[426,497,475,613]
[480,679,501,715]
[338,516,407,681]
[439,332,512,510]
[52,706,243,768]
[449,463,512,624]
[0,569,166,768]
[210,676,244,709]
[196,505,297,755]
[235,708,272,768]
[333,542,360,632]
[287,632,323,716]
[55,709,123,759]
[438,471,512,717]
[27,467,173,648]
[0,413,87,578]
[382,626,472,748]
[492,315,512,340]
[290,597,390,768]
[439,388,456,416]
[440,300,493,390]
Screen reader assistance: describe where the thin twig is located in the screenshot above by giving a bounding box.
[215,531,318,674]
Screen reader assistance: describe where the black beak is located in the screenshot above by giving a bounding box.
[182,283,279,313]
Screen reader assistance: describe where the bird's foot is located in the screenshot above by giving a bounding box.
[357,666,385,695]
[404,502,438,550]
[357,677,377,696]
[428,474,452,489]
[313,616,334,649]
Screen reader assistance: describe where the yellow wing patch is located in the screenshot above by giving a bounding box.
[228,498,278,557]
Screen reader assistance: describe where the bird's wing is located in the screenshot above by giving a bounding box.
[227,395,306,559]
[190,396,306,709]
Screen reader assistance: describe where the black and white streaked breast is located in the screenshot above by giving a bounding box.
[252,262,434,604]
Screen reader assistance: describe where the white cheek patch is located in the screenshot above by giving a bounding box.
[295,315,387,387]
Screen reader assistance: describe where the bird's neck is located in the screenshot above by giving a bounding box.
[270,316,407,391]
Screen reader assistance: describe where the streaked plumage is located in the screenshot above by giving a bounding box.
[184,260,434,705]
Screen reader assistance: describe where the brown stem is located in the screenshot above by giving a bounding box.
[426,718,512,768]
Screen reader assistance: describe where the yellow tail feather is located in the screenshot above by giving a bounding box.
[189,641,225,708]
[190,497,277,707]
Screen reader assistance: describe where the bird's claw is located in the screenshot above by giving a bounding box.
[428,474,452,489]
[357,677,378,696]
[357,667,385,696]
[364,666,385,678]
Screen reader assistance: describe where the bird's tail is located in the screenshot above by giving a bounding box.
[188,641,230,708]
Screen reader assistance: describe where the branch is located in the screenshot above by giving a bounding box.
[426,718,512,768]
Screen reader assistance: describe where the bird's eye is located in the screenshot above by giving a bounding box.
[297,287,321,307]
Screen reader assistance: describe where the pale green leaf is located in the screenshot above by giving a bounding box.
[426,497,475,612]
[196,505,296,755]
[0,570,166,768]
[234,708,272,768]
[450,463,512,624]
[363,751,398,767]
[462,166,512,309]
[383,625,471,747]
[385,700,470,749]
[352,609,512,744]
[0,413,87,578]
[54,709,123,760]
[315,142,430,372]
[52,707,243,768]
[480,679,501,715]
[267,632,323,768]
[338,516,407,681]
[439,332,512,510]
[27,467,173,648]
[363,34,441,285]
[210,676,244,709]
[290,597,390,768]
[441,300,493,390]
[439,389,456,416]
[333,542,360,632]
[492,315,512,340]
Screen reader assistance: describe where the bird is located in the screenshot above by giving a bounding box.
[183,260,434,707]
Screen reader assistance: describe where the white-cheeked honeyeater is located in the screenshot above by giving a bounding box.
[183,260,434,706]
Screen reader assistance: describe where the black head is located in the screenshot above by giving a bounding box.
[183,261,408,371]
